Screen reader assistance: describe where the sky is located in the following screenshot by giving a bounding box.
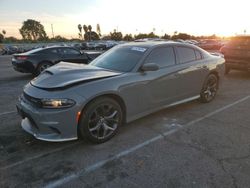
[0,0,249,39]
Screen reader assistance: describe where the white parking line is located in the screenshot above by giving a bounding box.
[0,110,16,116]
[45,95,250,188]
[0,142,81,170]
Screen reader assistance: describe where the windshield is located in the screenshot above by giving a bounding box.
[90,46,147,72]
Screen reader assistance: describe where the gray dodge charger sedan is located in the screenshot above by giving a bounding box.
[17,42,225,143]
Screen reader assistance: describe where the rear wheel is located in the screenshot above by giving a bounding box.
[200,74,218,103]
[78,97,123,144]
[35,62,52,75]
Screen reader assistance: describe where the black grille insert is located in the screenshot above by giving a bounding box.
[23,92,42,107]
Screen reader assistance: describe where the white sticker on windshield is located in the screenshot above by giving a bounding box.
[131,47,147,52]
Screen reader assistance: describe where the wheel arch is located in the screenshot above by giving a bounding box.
[36,60,53,69]
[77,93,127,139]
[79,93,127,123]
[208,70,219,88]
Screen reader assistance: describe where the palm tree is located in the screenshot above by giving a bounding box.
[78,24,82,39]
[83,25,88,33]
[96,24,101,36]
[88,25,92,41]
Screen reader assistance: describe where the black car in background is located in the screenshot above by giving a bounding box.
[197,39,223,50]
[12,46,102,75]
[220,36,250,74]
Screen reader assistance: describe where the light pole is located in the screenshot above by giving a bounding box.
[51,24,55,38]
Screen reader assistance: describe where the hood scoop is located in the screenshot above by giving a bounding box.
[31,62,122,90]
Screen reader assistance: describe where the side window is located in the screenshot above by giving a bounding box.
[195,50,202,60]
[37,48,58,54]
[145,47,175,68]
[49,49,58,54]
[61,48,80,55]
[177,47,196,63]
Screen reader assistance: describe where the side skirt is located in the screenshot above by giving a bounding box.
[127,95,200,123]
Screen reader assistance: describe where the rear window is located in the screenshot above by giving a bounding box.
[59,48,80,55]
[195,50,202,60]
[32,48,58,54]
[228,37,250,47]
[26,48,44,54]
[177,47,196,63]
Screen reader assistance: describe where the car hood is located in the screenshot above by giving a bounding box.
[31,62,122,89]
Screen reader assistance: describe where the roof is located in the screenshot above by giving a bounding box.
[120,41,180,48]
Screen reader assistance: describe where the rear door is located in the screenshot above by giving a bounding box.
[35,48,61,64]
[174,46,209,98]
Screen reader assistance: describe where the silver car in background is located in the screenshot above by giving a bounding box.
[17,42,225,143]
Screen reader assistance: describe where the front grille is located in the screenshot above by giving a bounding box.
[23,92,42,107]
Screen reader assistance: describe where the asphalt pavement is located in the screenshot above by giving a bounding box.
[1,55,250,188]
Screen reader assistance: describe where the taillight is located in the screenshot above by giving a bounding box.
[16,56,28,60]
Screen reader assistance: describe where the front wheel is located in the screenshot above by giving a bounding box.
[200,74,218,103]
[78,97,123,144]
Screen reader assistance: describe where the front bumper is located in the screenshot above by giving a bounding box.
[16,93,82,142]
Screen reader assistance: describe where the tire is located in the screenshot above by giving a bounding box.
[35,61,52,76]
[78,97,123,144]
[200,74,218,103]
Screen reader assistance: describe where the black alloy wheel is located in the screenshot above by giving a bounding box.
[36,62,52,75]
[200,74,218,103]
[79,97,123,143]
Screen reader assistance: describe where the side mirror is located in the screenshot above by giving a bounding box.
[141,63,159,72]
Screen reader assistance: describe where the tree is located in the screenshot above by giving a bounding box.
[96,24,101,36]
[84,31,99,41]
[4,36,18,43]
[19,19,47,40]
[101,35,112,40]
[123,34,134,41]
[134,33,148,39]
[78,24,83,39]
[0,33,3,43]
[161,33,171,40]
[83,25,88,33]
[110,30,123,41]
[147,32,159,38]
[87,25,92,41]
[87,25,92,32]
[2,30,6,35]
[171,33,191,40]
[51,35,68,42]
[134,32,159,40]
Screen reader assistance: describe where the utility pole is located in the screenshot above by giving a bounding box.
[51,24,55,38]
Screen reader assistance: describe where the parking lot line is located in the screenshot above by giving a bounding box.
[0,142,81,170]
[0,110,16,117]
[45,94,250,188]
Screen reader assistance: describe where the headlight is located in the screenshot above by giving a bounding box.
[41,99,75,109]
